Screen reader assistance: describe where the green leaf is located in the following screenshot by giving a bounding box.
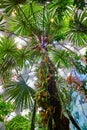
[49,49,72,68]
[0,0,27,14]
[0,37,17,57]
[5,115,30,130]
[4,76,35,111]
[67,10,87,46]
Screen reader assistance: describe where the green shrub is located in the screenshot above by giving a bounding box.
[5,115,30,130]
[0,95,13,122]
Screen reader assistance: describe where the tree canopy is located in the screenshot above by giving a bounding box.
[0,0,87,130]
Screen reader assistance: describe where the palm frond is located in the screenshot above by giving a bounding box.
[67,9,87,46]
[56,76,71,108]
[49,49,73,68]
[16,46,35,68]
[36,9,69,42]
[0,0,27,14]
[0,37,16,80]
[7,3,42,36]
[8,13,31,36]
[0,36,17,57]
[4,76,35,111]
[48,0,73,20]
[0,55,15,81]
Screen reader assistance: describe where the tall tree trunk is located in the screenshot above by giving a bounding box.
[36,54,69,130]
[47,57,69,130]
[30,100,36,130]
[37,53,82,130]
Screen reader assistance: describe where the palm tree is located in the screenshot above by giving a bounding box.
[0,0,87,130]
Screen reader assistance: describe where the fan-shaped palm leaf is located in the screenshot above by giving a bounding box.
[0,0,26,14]
[0,37,17,57]
[15,46,37,68]
[4,76,35,111]
[67,9,87,46]
[36,9,69,42]
[0,55,15,81]
[48,0,73,20]
[7,3,42,36]
[0,37,16,79]
[49,49,73,68]
[8,13,31,36]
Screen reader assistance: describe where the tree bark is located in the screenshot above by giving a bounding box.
[47,58,69,130]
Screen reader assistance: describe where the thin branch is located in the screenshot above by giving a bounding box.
[17,5,37,37]
[43,5,46,37]
[58,42,80,54]
[50,45,74,54]
[30,3,37,26]
[17,5,32,27]
[0,29,29,44]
